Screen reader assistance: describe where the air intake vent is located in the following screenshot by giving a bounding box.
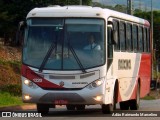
[49,75,75,79]
[80,72,95,79]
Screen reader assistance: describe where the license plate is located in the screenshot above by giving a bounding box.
[54,100,68,105]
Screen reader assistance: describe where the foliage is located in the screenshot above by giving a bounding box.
[0,60,21,73]
[0,59,21,89]
[0,0,92,45]
[134,11,160,60]
[93,2,127,13]
[142,95,156,100]
[0,84,22,96]
[0,91,23,107]
[1,0,160,56]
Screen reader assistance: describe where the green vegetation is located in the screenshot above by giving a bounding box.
[142,95,156,100]
[0,59,21,70]
[0,60,21,85]
[0,92,23,107]
[0,84,21,96]
[0,52,22,107]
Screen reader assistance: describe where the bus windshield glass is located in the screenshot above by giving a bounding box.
[23,18,105,70]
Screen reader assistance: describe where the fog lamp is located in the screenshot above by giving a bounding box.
[24,94,31,100]
[94,95,102,101]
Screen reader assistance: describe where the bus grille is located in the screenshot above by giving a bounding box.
[39,93,85,103]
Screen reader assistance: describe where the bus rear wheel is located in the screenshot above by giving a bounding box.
[66,105,76,110]
[119,101,129,110]
[37,104,49,114]
[76,105,85,110]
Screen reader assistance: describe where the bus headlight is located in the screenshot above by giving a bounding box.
[87,79,103,89]
[24,79,38,89]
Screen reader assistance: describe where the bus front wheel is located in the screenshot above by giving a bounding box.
[102,92,116,114]
[102,104,114,114]
[37,104,49,114]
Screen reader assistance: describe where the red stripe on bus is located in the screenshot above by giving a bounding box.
[138,54,151,98]
[129,82,138,100]
[144,20,150,27]
[21,64,64,89]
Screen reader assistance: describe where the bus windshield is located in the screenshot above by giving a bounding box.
[23,18,105,71]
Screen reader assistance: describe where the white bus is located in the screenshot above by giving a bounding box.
[21,6,151,114]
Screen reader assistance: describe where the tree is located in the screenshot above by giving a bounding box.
[134,11,160,55]
[114,4,127,13]
[0,0,92,46]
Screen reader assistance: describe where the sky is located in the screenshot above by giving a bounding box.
[93,0,160,10]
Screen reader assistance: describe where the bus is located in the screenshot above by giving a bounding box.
[20,5,151,114]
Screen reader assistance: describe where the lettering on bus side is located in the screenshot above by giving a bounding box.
[118,59,131,70]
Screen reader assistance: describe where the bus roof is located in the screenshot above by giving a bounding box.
[27,5,150,26]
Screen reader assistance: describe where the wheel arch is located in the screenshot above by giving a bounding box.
[114,79,119,103]
[137,77,141,96]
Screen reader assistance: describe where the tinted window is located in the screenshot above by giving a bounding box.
[126,23,132,51]
[132,25,138,51]
[138,26,143,52]
[147,28,150,52]
[143,28,147,52]
[113,20,120,50]
[119,22,126,51]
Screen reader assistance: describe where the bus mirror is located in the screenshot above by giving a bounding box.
[16,21,26,46]
[19,21,27,30]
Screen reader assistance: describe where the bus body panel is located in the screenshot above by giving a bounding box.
[110,52,151,102]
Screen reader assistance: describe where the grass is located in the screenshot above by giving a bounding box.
[0,91,23,107]
[141,95,156,100]
[0,56,22,107]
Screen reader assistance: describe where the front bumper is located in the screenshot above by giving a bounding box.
[22,81,105,105]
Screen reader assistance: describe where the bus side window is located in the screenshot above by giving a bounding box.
[119,21,126,51]
[107,27,113,58]
[147,28,150,52]
[107,26,113,70]
[132,25,138,52]
[126,23,132,51]
[112,20,120,50]
[138,26,143,52]
[143,27,147,52]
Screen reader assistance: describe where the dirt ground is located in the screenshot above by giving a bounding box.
[0,45,21,86]
[0,45,21,61]
[148,89,160,99]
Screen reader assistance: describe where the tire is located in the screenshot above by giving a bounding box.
[102,88,116,114]
[119,101,129,110]
[66,105,76,110]
[37,104,49,114]
[129,83,140,110]
[102,81,118,114]
[76,105,85,110]
[102,104,114,114]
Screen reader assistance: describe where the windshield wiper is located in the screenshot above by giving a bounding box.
[68,44,86,73]
[39,42,56,72]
